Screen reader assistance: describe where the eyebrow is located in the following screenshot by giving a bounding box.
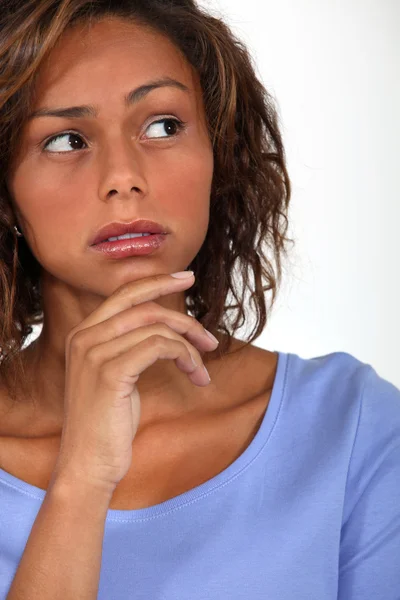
[27,77,190,121]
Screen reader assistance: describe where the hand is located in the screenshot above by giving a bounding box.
[51,272,218,495]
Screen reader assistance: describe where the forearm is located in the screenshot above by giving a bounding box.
[6,474,113,600]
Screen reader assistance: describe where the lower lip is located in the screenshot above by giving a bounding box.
[90,234,168,258]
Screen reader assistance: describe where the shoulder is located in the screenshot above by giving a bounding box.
[338,355,400,497]
[328,356,400,593]
[285,349,399,412]
[288,349,400,492]
[276,350,400,462]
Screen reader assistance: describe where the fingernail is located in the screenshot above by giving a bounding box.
[204,329,219,345]
[203,365,211,382]
[171,271,194,279]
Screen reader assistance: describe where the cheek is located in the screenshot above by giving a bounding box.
[162,145,213,224]
[9,168,84,261]
[162,150,213,266]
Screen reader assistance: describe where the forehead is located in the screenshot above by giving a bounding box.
[33,17,199,103]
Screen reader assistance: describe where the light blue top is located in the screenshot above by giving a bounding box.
[0,350,399,599]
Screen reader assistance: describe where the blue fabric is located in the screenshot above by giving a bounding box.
[0,350,399,599]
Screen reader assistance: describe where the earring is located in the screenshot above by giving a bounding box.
[13,225,23,237]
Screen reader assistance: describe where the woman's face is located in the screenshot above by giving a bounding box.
[7,16,213,303]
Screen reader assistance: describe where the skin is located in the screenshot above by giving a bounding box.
[5,16,222,430]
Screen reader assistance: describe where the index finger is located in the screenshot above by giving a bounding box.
[78,271,195,330]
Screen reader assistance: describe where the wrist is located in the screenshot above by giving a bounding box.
[48,468,116,506]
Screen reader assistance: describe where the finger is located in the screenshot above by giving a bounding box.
[102,336,211,392]
[73,301,216,357]
[118,304,217,354]
[74,273,195,332]
[85,322,205,374]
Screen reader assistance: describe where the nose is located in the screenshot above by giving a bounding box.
[98,134,148,201]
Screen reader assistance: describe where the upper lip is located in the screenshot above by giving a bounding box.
[90,219,169,245]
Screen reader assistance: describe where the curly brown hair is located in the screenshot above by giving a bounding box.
[0,0,293,406]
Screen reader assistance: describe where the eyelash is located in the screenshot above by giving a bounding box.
[40,116,187,154]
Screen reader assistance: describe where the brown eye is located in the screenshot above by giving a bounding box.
[144,118,186,139]
[43,132,87,153]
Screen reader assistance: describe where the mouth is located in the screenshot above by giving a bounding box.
[90,219,169,246]
[90,232,168,259]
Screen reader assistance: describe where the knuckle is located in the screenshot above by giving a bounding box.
[146,333,171,355]
[111,315,129,337]
[111,285,128,300]
[131,302,159,325]
[141,322,169,338]
[110,272,169,301]
[184,315,204,340]
[100,362,117,384]
[114,280,134,297]
[189,345,202,363]
[157,322,173,336]
[67,329,88,353]
[149,333,168,348]
[85,345,102,367]
[188,315,201,332]
[112,321,125,338]
[145,301,160,315]
[65,327,78,346]
[153,273,166,285]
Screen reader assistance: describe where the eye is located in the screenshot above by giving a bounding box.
[41,117,187,154]
[42,131,87,153]
[144,117,186,140]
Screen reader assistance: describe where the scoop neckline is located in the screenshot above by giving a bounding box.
[0,350,289,522]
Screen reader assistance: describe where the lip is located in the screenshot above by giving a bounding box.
[90,233,168,259]
[90,219,169,246]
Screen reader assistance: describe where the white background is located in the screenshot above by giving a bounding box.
[26,0,399,388]
[199,0,399,387]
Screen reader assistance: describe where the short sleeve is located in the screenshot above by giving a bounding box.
[338,365,400,599]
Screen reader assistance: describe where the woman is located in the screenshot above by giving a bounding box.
[0,1,398,598]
